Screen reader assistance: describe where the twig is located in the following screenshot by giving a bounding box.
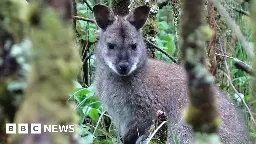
[233,8,250,16]
[215,53,235,59]
[211,0,255,58]
[82,0,93,12]
[72,0,77,31]
[73,16,95,23]
[144,39,177,63]
[218,38,256,127]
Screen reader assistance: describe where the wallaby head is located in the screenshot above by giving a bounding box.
[93,5,150,76]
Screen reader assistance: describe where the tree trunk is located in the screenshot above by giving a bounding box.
[180,0,221,143]
[9,0,81,143]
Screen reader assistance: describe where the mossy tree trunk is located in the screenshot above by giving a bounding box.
[180,0,221,143]
[0,0,28,143]
[7,0,81,144]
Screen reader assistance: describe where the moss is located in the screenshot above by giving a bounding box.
[193,133,222,144]
[182,104,221,133]
[180,0,221,141]
[0,0,28,43]
[11,5,81,144]
[143,18,158,38]
[0,1,28,143]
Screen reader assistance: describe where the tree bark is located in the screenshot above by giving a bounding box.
[9,0,81,143]
[0,1,27,143]
[180,0,221,142]
[207,0,217,76]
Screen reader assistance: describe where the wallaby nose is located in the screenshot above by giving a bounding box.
[118,62,129,73]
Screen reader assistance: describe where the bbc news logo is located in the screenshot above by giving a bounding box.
[6,123,75,134]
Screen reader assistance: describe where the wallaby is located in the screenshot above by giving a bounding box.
[93,5,250,144]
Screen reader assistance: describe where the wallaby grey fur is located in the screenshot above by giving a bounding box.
[93,5,250,144]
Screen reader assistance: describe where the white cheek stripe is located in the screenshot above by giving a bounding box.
[128,57,139,75]
[107,61,119,74]
[128,64,137,75]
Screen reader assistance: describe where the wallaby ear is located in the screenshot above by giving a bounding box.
[126,6,150,29]
[93,4,115,30]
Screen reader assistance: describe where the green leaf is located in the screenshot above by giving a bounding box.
[79,21,87,28]
[165,34,176,55]
[89,36,97,43]
[158,21,169,30]
[75,88,91,99]
[249,132,256,138]
[88,108,100,121]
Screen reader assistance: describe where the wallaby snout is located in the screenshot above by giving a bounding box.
[117,61,130,75]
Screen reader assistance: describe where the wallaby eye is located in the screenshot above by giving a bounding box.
[107,43,115,50]
[131,44,137,51]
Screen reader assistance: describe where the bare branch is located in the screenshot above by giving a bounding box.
[82,0,93,12]
[72,0,77,31]
[233,8,250,16]
[73,16,95,23]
